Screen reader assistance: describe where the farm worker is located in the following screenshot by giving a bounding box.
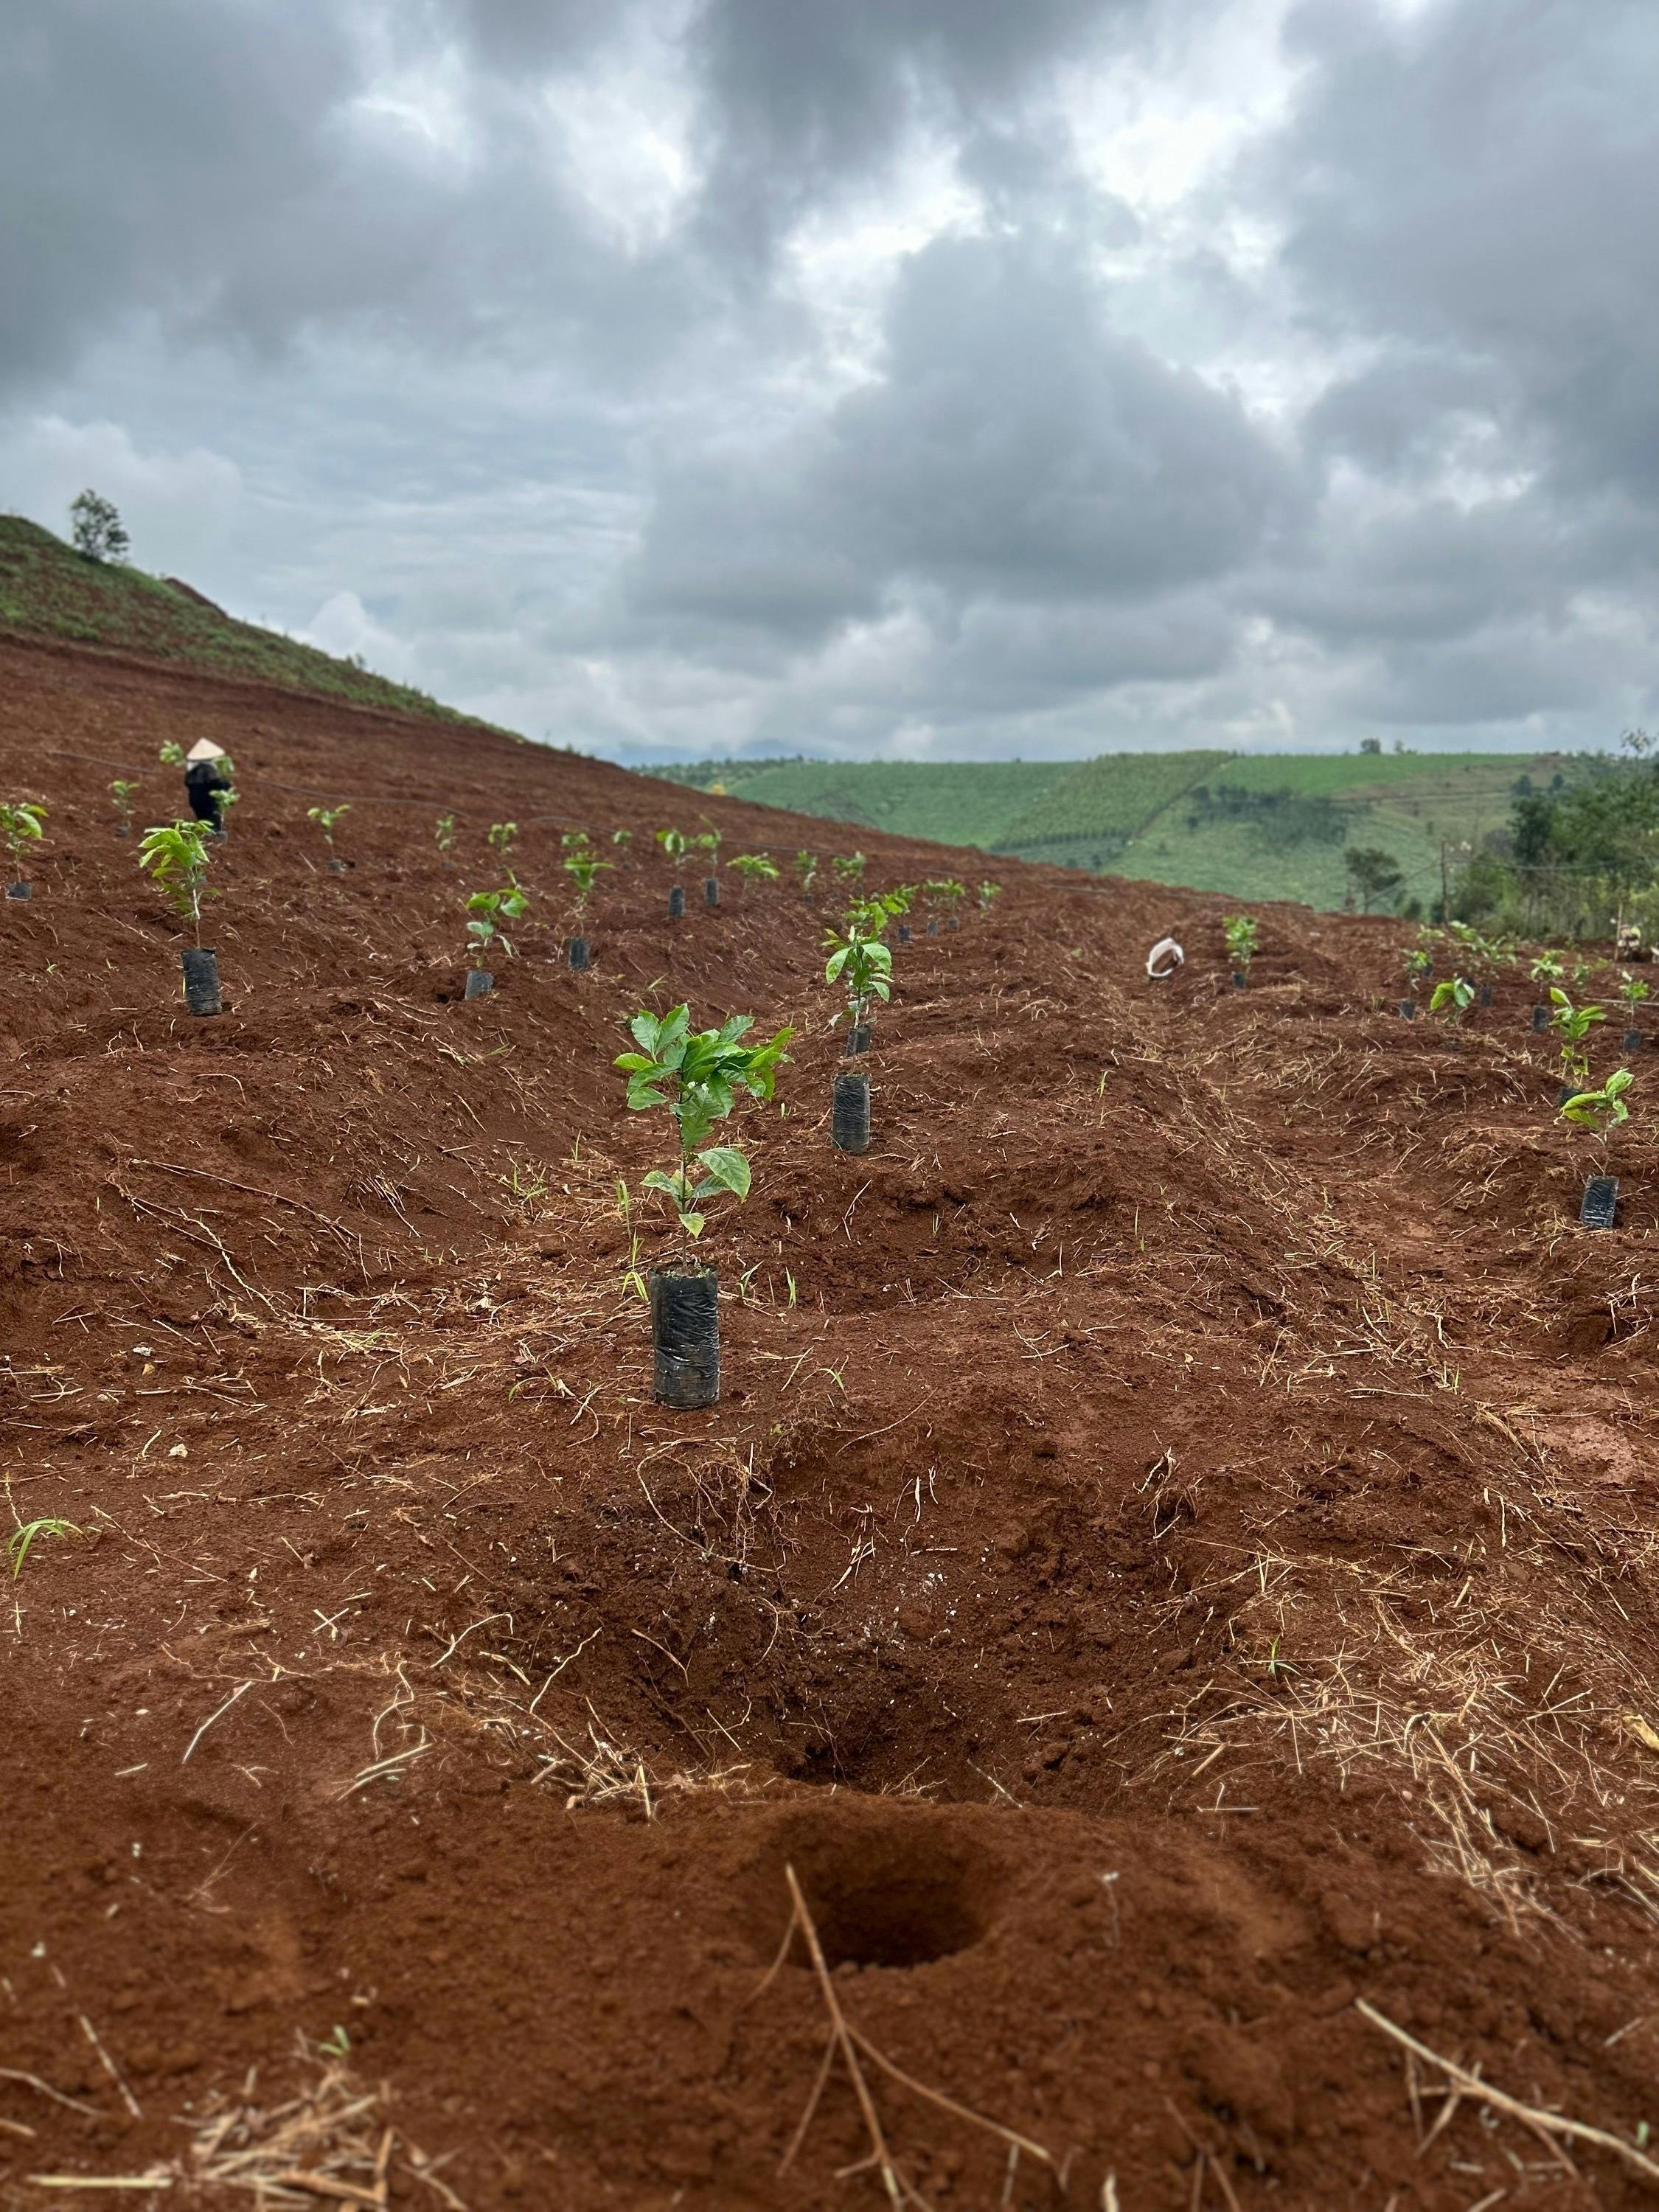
[183,738,232,833]
[1146,934,1183,980]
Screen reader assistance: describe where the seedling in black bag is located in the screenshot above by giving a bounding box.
[464,883,527,997]
[1617,970,1649,1048]
[1559,1068,1633,1230]
[616,1006,793,1408]
[563,847,611,969]
[1,800,46,898]
[825,905,893,1056]
[1222,912,1258,985]
[139,819,221,1014]
[110,779,138,838]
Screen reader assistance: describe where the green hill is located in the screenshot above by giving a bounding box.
[652,748,1583,914]
[0,514,489,728]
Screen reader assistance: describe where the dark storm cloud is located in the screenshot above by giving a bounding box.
[1269,0,1659,498]
[629,231,1302,644]
[685,0,1147,262]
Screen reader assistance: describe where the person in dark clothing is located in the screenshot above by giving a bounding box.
[183,739,233,832]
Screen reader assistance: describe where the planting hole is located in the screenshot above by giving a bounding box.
[747,1807,998,1970]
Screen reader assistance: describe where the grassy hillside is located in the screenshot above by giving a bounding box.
[654,757,1076,849]
[655,748,1581,912]
[0,514,489,728]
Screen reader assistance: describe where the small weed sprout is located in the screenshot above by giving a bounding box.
[655,827,689,872]
[1222,913,1259,978]
[1618,970,1650,1012]
[1,800,46,881]
[728,853,779,891]
[563,848,611,914]
[7,1517,80,1577]
[1549,987,1605,1091]
[616,1006,792,1237]
[307,803,350,856]
[832,850,867,887]
[977,880,1001,914]
[434,813,457,858]
[109,779,139,832]
[465,883,529,967]
[1430,975,1474,1021]
[139,820,215,945]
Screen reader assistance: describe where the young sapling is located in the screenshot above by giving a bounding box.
[1618,970,1649,1049]
[1222,913,1259,985]
[824,908,893,1056]
[1400,943,1433,1016]
[139,819,221,1013]
[925,876,965,931]
[1,800,46,897]
[694,828,723,905]
[434,813,457,866]
[563,848,612,969]
[616,1005,793,1407]
[1559,1067,1634,1228]
[728,854,779,895]
[464,883,528,996]
[1430,975,1474,1022]
[110,779,139,838]
[832,851,868,888]
[793,849,819,902]
[1549,987,1605,1096]
[307,803,351,872]
[977,880,1001,915]
[655,827,689,914]
[159,740,184,767]
[616,1005,792,1238]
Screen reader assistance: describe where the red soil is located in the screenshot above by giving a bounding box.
[3,631,1658,2212]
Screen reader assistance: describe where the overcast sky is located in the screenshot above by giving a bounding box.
[4,0,1655,762]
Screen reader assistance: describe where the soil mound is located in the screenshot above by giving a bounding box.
[2,633,1657,2210]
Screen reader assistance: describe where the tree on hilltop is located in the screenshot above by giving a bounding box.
[69,490,129,564]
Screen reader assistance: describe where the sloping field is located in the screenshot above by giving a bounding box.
[661,749,1574,911]
[0,515,483,728]
[4,630,1658,2211]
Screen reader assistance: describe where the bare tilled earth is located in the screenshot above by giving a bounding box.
[3,632,1658,2212]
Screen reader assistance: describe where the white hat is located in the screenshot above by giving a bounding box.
[185,738,226,764]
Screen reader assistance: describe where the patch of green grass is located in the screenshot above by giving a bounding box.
[0,514,497,730]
